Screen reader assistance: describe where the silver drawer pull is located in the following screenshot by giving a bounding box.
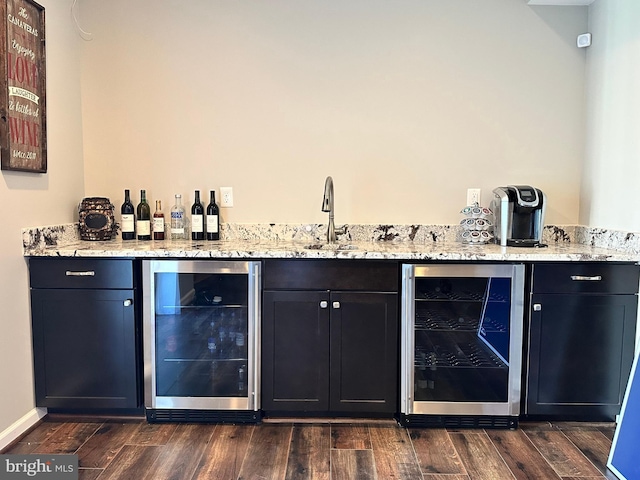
[533,304,542,311]
[65,270,95,277]
[320,301,328,309]
[124,299,133,307]
[333,301,341,309]
[570,275,602,281]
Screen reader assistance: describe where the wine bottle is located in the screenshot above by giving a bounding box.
[121,189,135,240]
[137,189,151,240]
[191,190,204,240]
[153,200,165,240]
[170,194,187,240]
[206,190,220,241]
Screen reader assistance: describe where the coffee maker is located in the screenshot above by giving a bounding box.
[492,185,546,247]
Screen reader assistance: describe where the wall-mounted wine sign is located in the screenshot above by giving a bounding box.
[0,0,46,173]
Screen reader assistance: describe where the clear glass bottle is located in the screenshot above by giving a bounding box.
[153,200,165,240]
[136,189,151,240]
[170,194,187,240]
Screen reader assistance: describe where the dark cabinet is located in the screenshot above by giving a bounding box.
[262,290,329,412]
[330,291,397,412]
[262,260,398,415]
[526,263,639,420]
[29,258,140,410]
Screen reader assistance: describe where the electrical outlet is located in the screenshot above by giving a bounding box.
[220,187,234,207]
[467,188,481,206]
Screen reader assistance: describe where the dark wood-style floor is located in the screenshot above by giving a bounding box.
[1,416,619,480]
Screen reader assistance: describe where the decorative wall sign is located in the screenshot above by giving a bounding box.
[0,0,46,173]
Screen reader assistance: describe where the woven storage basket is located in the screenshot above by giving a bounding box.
[78,197,119,241]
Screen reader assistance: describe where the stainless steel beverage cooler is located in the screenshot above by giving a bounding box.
[143,260,261,422]
[400,264,525,428]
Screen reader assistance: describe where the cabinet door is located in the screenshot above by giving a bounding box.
[330,292,398,413]
[527,293,637,419]
[262,291,330,412]
[31,289,138,409]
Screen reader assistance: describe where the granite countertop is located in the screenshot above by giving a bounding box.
[22,222,640,262]
[21,223,640,262]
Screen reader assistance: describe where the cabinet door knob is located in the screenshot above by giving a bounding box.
[333,301,341,309]
[320,301,328,309]
[123,299,133,307]
[533,303,542,311]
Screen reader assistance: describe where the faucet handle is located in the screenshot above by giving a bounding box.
[335,225,348,236]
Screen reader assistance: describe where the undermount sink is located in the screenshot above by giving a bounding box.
[304,243,358,251]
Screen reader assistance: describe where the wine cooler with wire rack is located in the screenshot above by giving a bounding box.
[142,260,261,423]
[399,264,525,429]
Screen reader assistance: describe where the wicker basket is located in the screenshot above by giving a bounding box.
[78,197,119,241]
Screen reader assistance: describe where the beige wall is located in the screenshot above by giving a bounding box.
[80,0,588,226]
[4,0,615,442]
[581,0,640,232]
[0,2,85,437]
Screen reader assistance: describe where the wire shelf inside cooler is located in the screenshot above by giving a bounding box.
[417,291,485,301]
[414,331,506,369]
[157,303,247,311]
[415,305,508,333]
[415,307,479,331]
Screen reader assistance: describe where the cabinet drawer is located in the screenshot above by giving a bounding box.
[263,259,398,291]
[29,258,134,289]
[532,263,639,294]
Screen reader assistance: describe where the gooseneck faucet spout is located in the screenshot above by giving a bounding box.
[321,176,345,243]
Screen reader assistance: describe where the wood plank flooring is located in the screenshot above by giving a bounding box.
[1,417,617,480]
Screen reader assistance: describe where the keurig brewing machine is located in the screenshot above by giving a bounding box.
[492,185,546,247]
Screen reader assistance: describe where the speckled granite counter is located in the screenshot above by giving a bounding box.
[22,223,640,262]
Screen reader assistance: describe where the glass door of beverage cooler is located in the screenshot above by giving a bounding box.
[143,260,261,414]
[400,264,525,424]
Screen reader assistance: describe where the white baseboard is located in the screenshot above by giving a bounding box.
[0,407,47,451]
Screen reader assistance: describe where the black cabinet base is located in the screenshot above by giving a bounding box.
[46,408,145,417]
[145,409,262,424]
[521,413,618,422]
[397,414,518,430]
[262,410,396,420]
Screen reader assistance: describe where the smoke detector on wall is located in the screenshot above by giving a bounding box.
[577,33,592,48]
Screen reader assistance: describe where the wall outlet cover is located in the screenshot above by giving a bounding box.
[220,187,234,207]
[467,188,481,206]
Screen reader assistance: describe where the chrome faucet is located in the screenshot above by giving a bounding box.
[321,176,346,243]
